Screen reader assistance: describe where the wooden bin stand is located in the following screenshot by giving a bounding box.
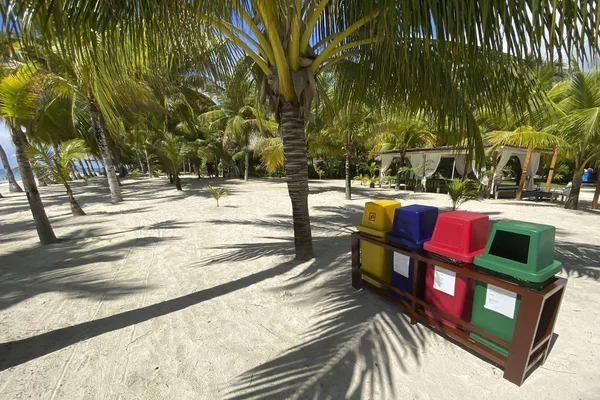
[351,232,567,386]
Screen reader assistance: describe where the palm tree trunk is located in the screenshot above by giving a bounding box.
[516,144,533,200]
[591,177,600,210]
[65,183,86,216]
[280,102,314,261]
[136,153,145,173]
[168,172,174,184]
[69,160,81,179]
[78,159,90,177]
[565,172,583,210]
[11,126,58,244]
[244,149,250,181]
[145,149,153,179]
[173,170,182,190]
[0,143,23,192]
[345,144,352,200]
[88,95,123,203]
[85,159,95,176]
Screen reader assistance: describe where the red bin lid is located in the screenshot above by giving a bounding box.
[423,211,490,263]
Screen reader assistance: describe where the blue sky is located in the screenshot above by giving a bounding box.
[0,123,17,168]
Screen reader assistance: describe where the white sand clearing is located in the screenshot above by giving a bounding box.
[0,177,599,399]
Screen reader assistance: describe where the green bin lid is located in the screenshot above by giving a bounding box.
[474,220,562,283]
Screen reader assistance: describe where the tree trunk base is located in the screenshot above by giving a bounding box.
[70,201,86,216]
[565,174,582,210]
[9,182,23,192]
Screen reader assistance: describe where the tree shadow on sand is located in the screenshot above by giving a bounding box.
[197,208,431,399]
[0,233,173,312]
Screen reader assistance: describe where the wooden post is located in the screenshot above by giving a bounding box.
[516,144,533,200]
[545,148,559,192]
[592,178,600,209]
[351,232,361,290]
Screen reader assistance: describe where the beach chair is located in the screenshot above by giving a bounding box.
[550,182,572,202]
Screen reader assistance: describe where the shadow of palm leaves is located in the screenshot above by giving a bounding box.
[555,242,600,280]
[196,206,430,399]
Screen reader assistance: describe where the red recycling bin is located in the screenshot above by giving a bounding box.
[424,264,473,327]
[422,211,489,327]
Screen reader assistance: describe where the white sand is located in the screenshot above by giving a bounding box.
[0,177,599,399]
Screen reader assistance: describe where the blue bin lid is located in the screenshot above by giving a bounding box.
[391,204,438,245]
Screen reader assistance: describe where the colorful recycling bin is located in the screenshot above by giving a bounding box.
[387,205,438,299]
[356,200,401,287]
[469,220,562,355]
[469,282,521,356]
[423,211,490,263]
[473,220,562,283]
[424,264,473,327]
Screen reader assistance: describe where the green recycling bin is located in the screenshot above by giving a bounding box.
[470,220,562,355]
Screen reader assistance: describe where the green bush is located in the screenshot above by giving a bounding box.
[447,178,480,210]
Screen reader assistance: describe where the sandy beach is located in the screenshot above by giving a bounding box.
[0,176,599,399]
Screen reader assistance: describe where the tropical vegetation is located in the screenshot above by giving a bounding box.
[1,2,599,257]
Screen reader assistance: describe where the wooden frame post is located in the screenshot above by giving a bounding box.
[545,148,559,192]
[592,178,600,210]
[516,144,533,200]
[351,232,361,289]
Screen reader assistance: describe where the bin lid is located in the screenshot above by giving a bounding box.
[423,211,489,263]
[390,204,438,244]
[357,200,401,238]
[474,220,562,282]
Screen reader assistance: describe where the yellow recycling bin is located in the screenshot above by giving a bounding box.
[356,200,401,287]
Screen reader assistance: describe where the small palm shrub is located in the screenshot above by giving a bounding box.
[131,168,140,178]
[447,178,480,211]
[207,184,228,207]
[314,165,325,179]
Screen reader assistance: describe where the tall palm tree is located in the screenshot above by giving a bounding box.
[201,58,263,181]
[11,1,599,260]
[319,90,372,200]
[548,65,600,210]
[0,142,22,192]
[0,69,58,244]
[26,139,89,216]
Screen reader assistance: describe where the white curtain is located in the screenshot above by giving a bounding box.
[455,154,473,177]
[378,154,395,185]
[422,154,442,186]
[526,152,541,190]
[407,154,423,179]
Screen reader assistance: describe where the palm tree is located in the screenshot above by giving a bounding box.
[201,58,263,181]
[158,132,193,190]
[0,142,22,192]
[26,139,89,215]
[319,90,372,200]
[547,65,600,210]
[369,114,436,189]
[12,1,599,260]
[254,136,284,174]
[0,69,58,244]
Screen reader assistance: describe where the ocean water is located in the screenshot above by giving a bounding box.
[0,168,21,182]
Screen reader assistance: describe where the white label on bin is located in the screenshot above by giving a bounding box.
[484,284,517,319]
[393,253,410,277]
[433,266,456,296]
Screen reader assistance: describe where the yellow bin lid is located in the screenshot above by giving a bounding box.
[356,200,401,238]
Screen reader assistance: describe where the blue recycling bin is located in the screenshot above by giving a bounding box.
[387,205,438,299]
